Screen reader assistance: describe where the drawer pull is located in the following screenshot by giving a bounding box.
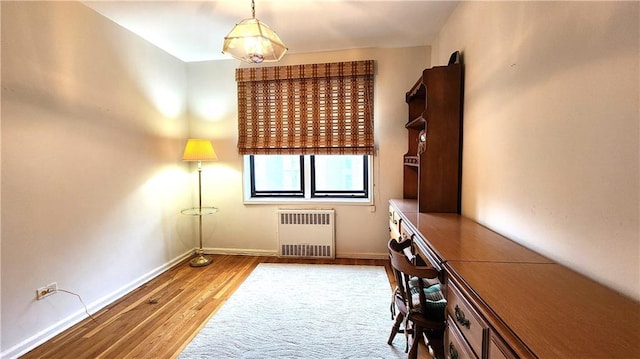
[449,342,459,359]
[393,219,398,224]
[454,305,470,329]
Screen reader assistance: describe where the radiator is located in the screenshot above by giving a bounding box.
[277,209,335,259]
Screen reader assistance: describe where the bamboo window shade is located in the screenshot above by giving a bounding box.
[236,60,374,155]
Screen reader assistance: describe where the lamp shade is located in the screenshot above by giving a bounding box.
[222,18,287,63]
[182,139,218,162]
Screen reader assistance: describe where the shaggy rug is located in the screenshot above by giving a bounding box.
[179,263,407,359]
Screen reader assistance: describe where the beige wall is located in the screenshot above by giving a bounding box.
[186,47,432,258]
[4,0,637,356]
[1,2,192,355]
[432,1,639,299]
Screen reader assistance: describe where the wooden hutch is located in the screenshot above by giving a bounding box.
[403,52,463,214]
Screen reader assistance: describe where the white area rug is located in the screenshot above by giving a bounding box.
[179,263,407,359]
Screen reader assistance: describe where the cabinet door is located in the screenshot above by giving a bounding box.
[417,64,463,213]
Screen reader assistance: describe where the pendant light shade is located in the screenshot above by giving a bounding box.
[222,0,287,63]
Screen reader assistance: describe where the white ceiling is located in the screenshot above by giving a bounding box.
[82,0,459,62]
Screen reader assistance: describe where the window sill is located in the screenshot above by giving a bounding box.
[243,197,373,206]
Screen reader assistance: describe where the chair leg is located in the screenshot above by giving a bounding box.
[408,324,422,359]
[425,329,445,359]
[387,312,404,345]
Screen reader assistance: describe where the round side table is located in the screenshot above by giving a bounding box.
[181,206,218,267]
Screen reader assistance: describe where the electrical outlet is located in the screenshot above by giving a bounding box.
[36,282,58,300]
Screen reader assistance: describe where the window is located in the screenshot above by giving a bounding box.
[245,155,371,202]
[250,155,304,197]
[237,60,374,203]
[311,155,367,198]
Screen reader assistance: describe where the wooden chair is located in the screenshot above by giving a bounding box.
[387,238,446,359]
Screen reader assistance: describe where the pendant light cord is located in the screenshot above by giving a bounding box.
[251,0,256,18]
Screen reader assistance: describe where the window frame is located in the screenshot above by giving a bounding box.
[243,155,373,204]
[310,155,369,199]
[249,155,305,198]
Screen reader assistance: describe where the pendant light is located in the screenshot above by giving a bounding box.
[222,0,288,63]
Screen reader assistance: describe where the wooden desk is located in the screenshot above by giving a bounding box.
[448,261,640,358]
[389,199,640,358]
[410,212,552,264]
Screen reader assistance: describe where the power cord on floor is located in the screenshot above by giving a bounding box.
[57,288,98,324]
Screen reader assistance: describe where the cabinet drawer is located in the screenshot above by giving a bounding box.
[403,228,442,274]
[447,282,488,358]
[390,223,401,242]
[446,315,478,359]
[400,221,414,242]
[488,331,516,359]
[389,205,401,234]
[396,221,417,262]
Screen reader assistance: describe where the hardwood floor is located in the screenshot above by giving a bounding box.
[21,255,397,359]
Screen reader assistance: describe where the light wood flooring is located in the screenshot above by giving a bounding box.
[22,255,421,359]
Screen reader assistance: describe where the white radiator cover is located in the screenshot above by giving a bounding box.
[277,209,336,258]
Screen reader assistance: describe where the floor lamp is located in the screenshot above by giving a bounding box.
[182,139,218,267]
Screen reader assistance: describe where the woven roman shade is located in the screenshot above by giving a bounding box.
[236,60,374,155]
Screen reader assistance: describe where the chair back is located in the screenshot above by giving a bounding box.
[388,238,440,315]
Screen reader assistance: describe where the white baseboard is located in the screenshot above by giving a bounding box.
[204,247,278,257]
[336,252,388,260]
[205,247,387,260]
[1,250,193,359]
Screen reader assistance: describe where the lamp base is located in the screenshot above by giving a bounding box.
[189,254,212,267]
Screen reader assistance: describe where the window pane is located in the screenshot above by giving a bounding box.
[253,155,302,191]
[313,155,365,191]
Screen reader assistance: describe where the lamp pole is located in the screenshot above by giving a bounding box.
[189,160,212,267]
[198,161,203,253]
